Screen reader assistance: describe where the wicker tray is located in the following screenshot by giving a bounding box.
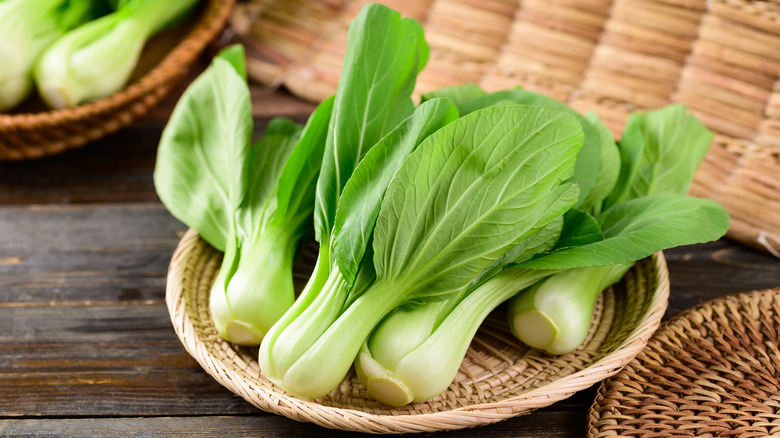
[230,0,780,257]
[588,287,780,437]
[0,0,235,161]
[166,228,669,434]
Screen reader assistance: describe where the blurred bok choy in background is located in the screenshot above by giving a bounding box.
[0,0,199,112]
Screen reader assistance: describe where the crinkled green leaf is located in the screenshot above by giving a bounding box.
[519,193,729,270]
[580,111,620,214]
[463,208,567,296]
[459,88,602,207]
[552,209,603,251]
[333,97,459,285]
[236,121,303,240]
[374,105,584,300]
[604,104,714,208]
[271,96,335,227]
[154,53,253,251]
[313,3,429,244]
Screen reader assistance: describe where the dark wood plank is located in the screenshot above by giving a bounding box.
[664,239,780,317]
[0,303,257,417]
[0,410,587,438]
[0,201,778,424]
[3,202,776,308]
[0,297,593,424]
[1,136,778,437]
[0,202,595,421]
[1,32,775,438]
[0,204,185,303]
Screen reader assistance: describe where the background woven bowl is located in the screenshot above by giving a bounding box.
[588,287,780,437]
[0,0,235,161]
[229,0,780,257]
[166,228,670,434]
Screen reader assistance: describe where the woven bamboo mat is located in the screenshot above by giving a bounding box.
[588,288,780,437]
[228,0,780,256]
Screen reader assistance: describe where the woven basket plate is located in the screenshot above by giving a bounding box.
[0,0,234,161]
[588,287,780,437]
[166,228,670,434]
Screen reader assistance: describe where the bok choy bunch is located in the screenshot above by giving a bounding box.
[354,88,728,406]
[0,0,99,111]
[258,2,433,392]
[153,1,731,410]
[154,45,333,345]
[260,100,585,400]
[35,0,198,109]
[507,103,717,355]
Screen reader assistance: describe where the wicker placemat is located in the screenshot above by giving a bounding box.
[166,229,669,433]
[229,0,780,257]
[588,287,780,437]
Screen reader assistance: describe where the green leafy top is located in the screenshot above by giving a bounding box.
[154,45,333,252]
[313,3,429,243]
[520,104,724,269]
[154,46,253,251]
[332,97,459,285]
[373,105,584,301]
[604,104,713,208]
[455,88,612,211]
[519,193,729,269]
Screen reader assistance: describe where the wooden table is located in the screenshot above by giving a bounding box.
[2,63,779,438]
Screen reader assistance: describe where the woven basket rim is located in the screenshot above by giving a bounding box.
[166,228,671,433]
[587,287,780,437]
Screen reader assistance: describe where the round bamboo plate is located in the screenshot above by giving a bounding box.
[166,228,670,434]
[0,0,235,161]
[588,287,780,437]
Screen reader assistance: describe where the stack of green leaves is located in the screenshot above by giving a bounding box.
[0,0,199,111]
[354,89,726,406]
[154,2,729,408]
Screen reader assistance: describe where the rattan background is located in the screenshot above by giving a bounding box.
[588,288,780,437]
[230,0,780,256]
[166,228,669,433]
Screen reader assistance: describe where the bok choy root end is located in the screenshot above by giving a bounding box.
[507,263,633,355]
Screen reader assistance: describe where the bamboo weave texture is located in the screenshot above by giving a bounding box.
[232,0,780,256]
[166,229,669,433]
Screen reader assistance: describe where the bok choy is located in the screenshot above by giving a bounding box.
[258,2,432,388]
[0,0,98,111]
[35,0,198,109]
[153,2,731,410]
[154,45,332,345]
[508,103,716,355]
[354,91,727,405]
[262,103,584,401]
[356,190,728,406]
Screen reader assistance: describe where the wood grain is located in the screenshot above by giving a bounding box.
[0,302,259,417]
[0,409,586,438]
[0,84,778,437]
[0,204,183,303]
[0,201,777,426]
